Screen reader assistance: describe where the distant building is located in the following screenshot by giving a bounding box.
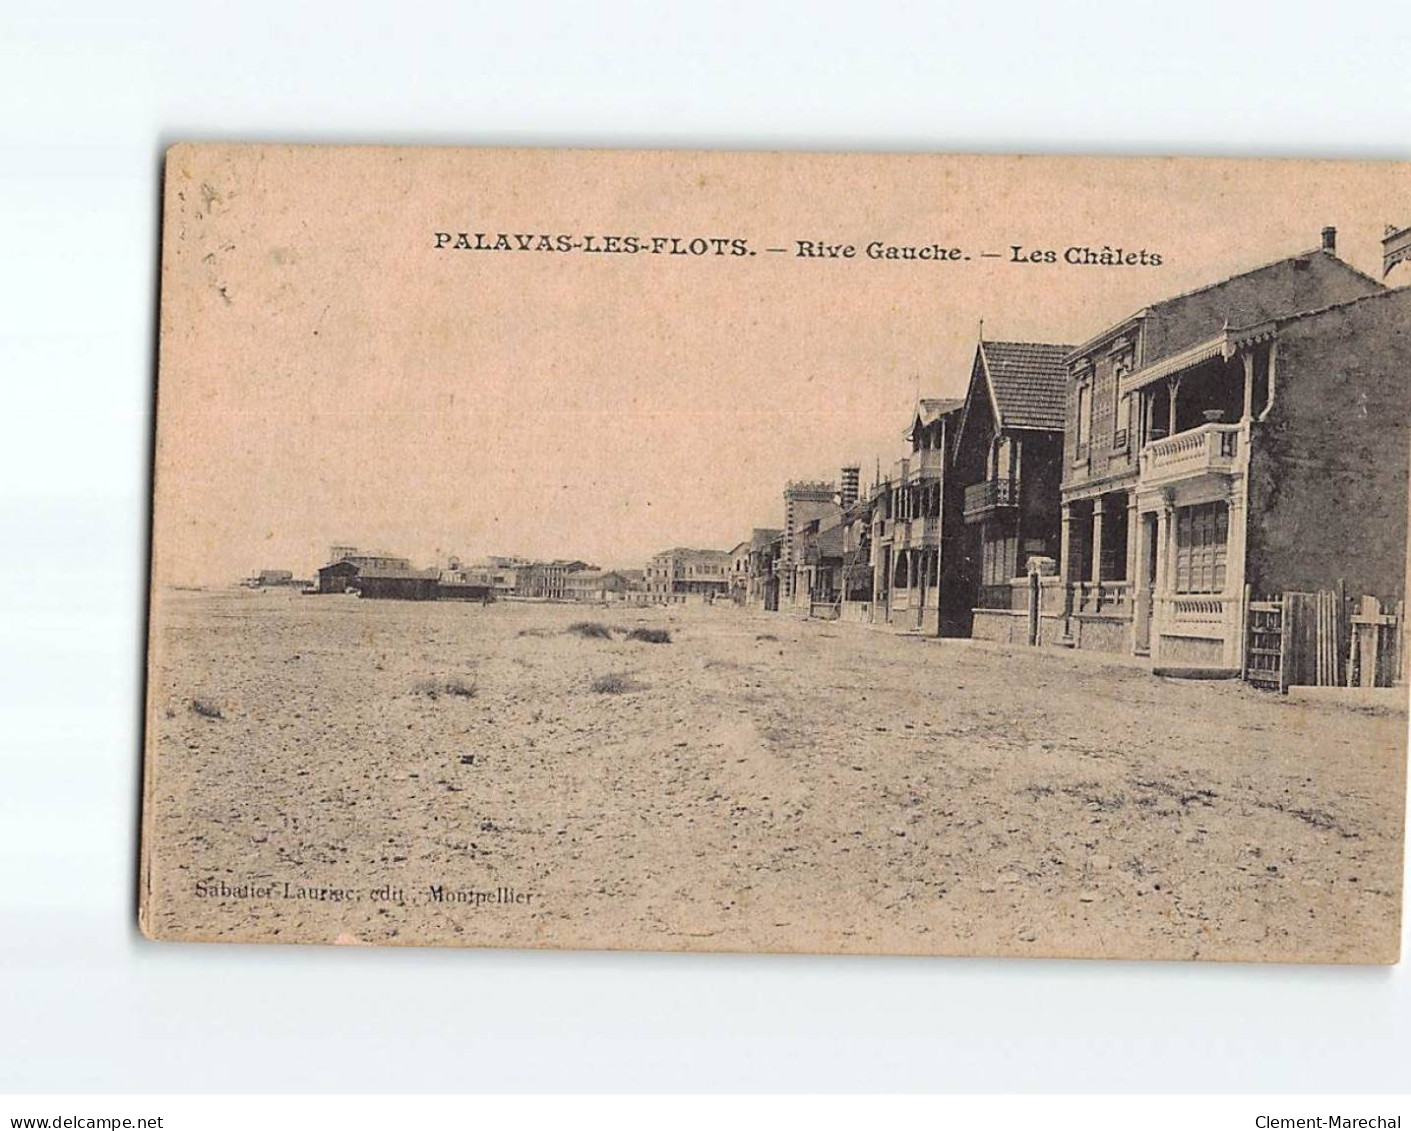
[519,560,593,600]
[317,560,362,593]
[645,547,733,602]
[316,548,414,593]
[792,519,846,613]
[744,529,783,611]
[728,540,752,604]
[839,496,874,623]
[565,569,633,602]
[780,480,841,604]
[839,465,861,509]
[438,567,494,601]
[353,568,441,601]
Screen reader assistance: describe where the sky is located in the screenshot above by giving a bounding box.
[151,147,1409,584]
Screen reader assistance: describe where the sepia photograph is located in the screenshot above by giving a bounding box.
[141,145,1410,964]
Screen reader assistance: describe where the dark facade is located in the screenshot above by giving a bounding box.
[952,340,1072,642]
[317,560,361,593]
[1244,288,1411,602]
[353,569,441,600]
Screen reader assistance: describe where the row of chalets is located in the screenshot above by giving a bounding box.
[716,226,1411,693]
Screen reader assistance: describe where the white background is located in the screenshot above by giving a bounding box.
[2,0,1410,1094]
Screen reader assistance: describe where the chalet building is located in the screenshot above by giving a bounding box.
[779,481,840,605]
[787,519,845,612]
[1055,229,1394,673]
[838,494,875,623]
[870,398,964,633]
[803,520,846,612]
[742,529,783,610]
[645,547,733,602]
[728,540,752,604]
[950,341,1073,642]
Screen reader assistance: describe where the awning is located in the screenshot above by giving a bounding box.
[1120,333,1229,396]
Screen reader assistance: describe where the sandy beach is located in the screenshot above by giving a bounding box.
[142,588,1406,962]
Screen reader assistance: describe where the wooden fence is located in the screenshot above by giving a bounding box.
[1244,586,1404,692]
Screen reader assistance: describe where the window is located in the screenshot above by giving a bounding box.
[1075,382,1091,455]
[1174,502,1228,594]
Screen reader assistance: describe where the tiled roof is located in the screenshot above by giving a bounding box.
[979,340,1075,431]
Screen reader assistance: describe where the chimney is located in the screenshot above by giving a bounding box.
[1321,226,1337,254]
[839,465,860,509]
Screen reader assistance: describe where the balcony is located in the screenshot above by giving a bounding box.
[908,448,946,480]
[1139,422,1242,489]
[917,516,941,547]
[963,478,1019,524]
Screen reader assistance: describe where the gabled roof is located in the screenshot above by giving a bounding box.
[1070,248,1386,366]
[977,340,1075,431]
[905,396,965,439]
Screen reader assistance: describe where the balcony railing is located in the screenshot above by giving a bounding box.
[1139,422,1242,487]
[908,448,946,479]
[963,478,1019,524]
[1072,580,1130,615]
[917,516,941,547]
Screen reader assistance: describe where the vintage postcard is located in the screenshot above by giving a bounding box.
[142,144,1410,962]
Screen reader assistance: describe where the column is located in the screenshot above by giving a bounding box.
[1125,492,1139,593]
[1090,497,1105,585]
[1168,376,1181,436]
[1060,503,1076,629]
[1224,482,1247,671]
[1133,509,1151,654]
[1152,492,1174,660]
[1241,350,1255,422]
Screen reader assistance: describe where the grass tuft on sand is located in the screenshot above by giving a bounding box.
[590,672,638,694]
[567,621,614,639]
[413,677,479,700]
[190,697,224,719]
[626,628,671,644]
